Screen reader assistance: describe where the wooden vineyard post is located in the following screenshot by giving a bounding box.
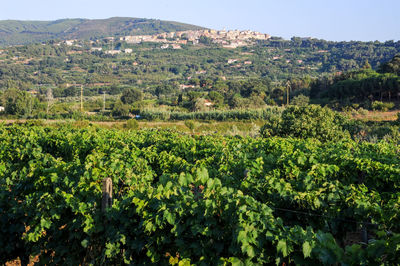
[102,178,113,212]
[358,171,368,246]
[361,222,368,245]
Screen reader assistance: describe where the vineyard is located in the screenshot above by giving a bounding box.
[1,124,400,265]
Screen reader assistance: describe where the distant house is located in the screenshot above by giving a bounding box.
[204,99,214,107]
[105,50,121,55]
[177,40,187,45]
[171,44,182,49]
[124,36,142,44]
[244,61,252,65]
[91,47,102,52]
[0,106,5,112]
[124,49,133,54]
[65,40,75,46]
[179,84,196,90]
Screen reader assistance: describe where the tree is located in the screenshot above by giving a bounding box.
[187,91,203,102]
[177,94,183,105]
[112,100,130,117]
[155,84,174,97]
[208,91,224,106]
[378,54,400,75]
[198,36,213,45]
[193,98,207,112]
[3,89,31,116]
[229,94,245,109]
[121,88,143,104]
[363,60,372,69]
[260,105,350,142]
[290,94,310,106]
[46,87,54,115]
[63,86,77,97]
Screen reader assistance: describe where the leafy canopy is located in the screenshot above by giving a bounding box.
[261,105,350,141]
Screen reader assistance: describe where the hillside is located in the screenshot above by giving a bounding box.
[0,17,205,46]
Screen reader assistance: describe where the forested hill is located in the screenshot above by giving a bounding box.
[0,17,205,46]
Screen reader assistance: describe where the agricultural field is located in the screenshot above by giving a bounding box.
[0,12,399,266]
[1,123,400,265]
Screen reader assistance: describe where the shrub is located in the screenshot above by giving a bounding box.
[357,107,369,116]
[184,120,196,132]
[290,94,309,106]
[112,100,130,117]
[260,105,350,142]
[24,119,45,127]
[125,119,139,130]
[121,88,143,104]
[371,101,395,111]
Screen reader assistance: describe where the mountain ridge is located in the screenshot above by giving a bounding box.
[0,17,206,46]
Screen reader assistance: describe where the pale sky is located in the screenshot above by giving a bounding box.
[1,0,399,41]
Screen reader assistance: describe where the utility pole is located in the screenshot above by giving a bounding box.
[286,80,291,106]
[46,87,53,117]
[80,85,84,112]
[103,91,106,112]
[29,94,33,118]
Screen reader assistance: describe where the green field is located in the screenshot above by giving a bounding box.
[1,124,400,265]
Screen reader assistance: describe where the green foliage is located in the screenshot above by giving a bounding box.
[193,98,208,112]
[371,101,395,111]
[184,120,196,132]
[155,84,176,97]
[138,107,283,121]
[1,126,400,264]
[3,89,32,116]
[112,100,130,117]
[0,36,399,109]
[344,120,400,144]
[312,66,400,103]
[260,105,349,141]
[120,88,143,105]
[290,94,310,106]
[378,54,400,75]
[125,119,139,130]
[208,91,224,106]
[198,36,213,45]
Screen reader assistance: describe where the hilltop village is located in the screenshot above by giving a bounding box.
[121,29,271,48]
[61,29,271,52]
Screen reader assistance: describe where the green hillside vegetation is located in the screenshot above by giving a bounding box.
[378,54,400,75]
[0,17,205,46]
[0,28,399,119]
[310,58,400,104]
